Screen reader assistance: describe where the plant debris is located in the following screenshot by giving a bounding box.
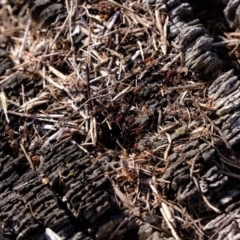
[1,0,240,239]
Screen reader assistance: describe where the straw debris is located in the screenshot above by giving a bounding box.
[1,0,240,239]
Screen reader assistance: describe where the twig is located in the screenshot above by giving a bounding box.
[20,143,35,170]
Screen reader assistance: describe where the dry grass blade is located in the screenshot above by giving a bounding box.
[164,133,172,161]
[48,66,67,81]
[18,92,50,112]
[112,85,132,101]
[0,90,9,123]
[18,18,31,59]
[161,53,181,72]
[113,184,134,209]
[160,202,180,240]
[155,10,168,55]
[113,182,139,217]
[90,116,97,145]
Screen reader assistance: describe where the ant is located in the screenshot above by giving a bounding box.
[97,2,115,20]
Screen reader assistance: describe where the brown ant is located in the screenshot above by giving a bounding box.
[97,2,115,20]
[165,69,175,81]
[143,57,154,65]
[135,126,144,136]
[133,85,144,95]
